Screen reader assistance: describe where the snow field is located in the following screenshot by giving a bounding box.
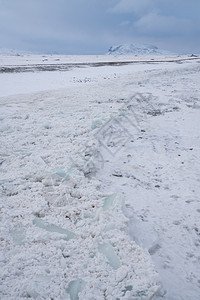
[0,55,200,299]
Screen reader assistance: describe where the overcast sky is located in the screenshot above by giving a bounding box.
[0,0,199,54]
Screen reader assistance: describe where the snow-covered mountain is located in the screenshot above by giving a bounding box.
[107,43,172,56]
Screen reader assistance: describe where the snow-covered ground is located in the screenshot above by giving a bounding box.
[0,54,200,299]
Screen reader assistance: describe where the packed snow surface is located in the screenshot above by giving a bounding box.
[0,54,200,300]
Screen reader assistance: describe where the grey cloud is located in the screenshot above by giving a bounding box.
[134,13,200,37]
[111,0,154,15]
[0,0,199,54]
[0,0,123,53]
[111,0,200,53]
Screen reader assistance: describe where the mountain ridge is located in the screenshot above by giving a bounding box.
[107,43,173,56]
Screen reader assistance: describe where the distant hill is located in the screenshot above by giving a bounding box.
[107,43,173,56]
[0,48,34,55]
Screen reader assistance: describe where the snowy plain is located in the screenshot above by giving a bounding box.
[0,54,200,300]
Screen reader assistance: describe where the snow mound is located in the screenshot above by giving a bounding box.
[107,43,172,56]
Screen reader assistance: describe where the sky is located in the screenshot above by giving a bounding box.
[0,0,200,54]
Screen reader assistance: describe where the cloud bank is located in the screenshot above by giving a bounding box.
[0,0,199,54]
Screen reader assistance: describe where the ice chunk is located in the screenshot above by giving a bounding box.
[129,217,159,254]
[26,288,39,299]
[26,275,51,298]
[103,194,117,211]
[33,218,75,240]
[91,119,102,130]
[83,212,93,219]
[44,124,51,129]
[66,279,85,300]
[98,242,120,269]
[118,108,127,117]
[52,167,74,180]
[10,227,26,245]
[122,285,133,297]
[115,267,128,282]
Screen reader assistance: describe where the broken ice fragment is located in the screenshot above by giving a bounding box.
[52,167,74,180]
[44,124,52,129]
[91,119,102,130]
[115,267,128,282]
[135,290,147,297]
[103,194,117,211]
[122,285,133,297]
[26,289,39,299]
[83,212,93,219]
[98,242,120,269]
[26,275,51,299]
[10,227,26,245]
[118,108,127,117]
[129,217,159,254]
[89,251,95,258]
[33,218,75,240]
[66,279,85,300]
